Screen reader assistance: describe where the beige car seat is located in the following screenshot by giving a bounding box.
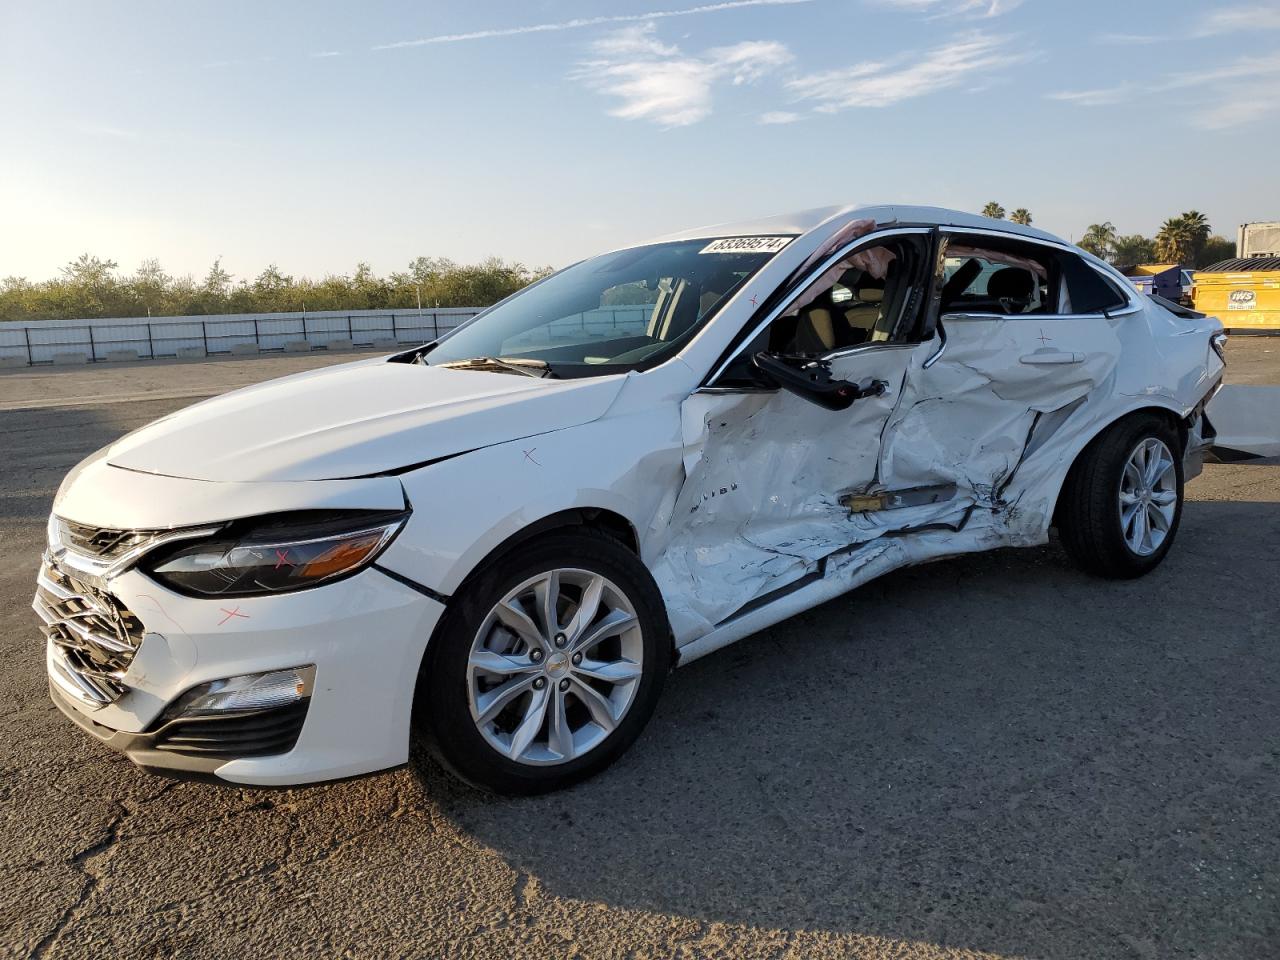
[792,306,837,353]
[842,284,883,339]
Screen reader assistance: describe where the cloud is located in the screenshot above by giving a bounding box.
[1156,54,1280,90]
[79,124,138,140]
[1166,56,1280,130]
[872,0,1023,19]
[1046,86,1133,106]
[373,0,814,50]
[1193,4,1280,37]
[759,110,801,123]
[1049,55,1280,130]
[1191,96,1277,130]
[1094,32,1161,45]
[785,32,1024,110]
[576,24,791,126]
[309,51,344,58]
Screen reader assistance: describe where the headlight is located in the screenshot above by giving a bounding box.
[143,510,408,597]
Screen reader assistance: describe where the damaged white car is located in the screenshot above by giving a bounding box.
[38,205,1225,794]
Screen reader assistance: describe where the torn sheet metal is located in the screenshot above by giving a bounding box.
[651,312,1124,646]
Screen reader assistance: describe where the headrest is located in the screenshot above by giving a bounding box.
[988,267,1034,300]
[856,286,884,304]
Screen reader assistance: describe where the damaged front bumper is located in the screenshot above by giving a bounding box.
[38,558,445,786]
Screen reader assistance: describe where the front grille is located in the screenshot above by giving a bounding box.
[151,701,309,758]
[34,561,145,708]
[57,518,161,563]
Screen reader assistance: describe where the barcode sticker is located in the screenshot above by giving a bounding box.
[699,236,793,255]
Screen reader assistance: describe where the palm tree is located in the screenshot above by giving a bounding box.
[1179,210,1211,262]
[1079,222,1118,259]
[1010,208,1033,225]
[981,202,1005,220]
[1112,234,1156,266]
[1155,217,1196,265]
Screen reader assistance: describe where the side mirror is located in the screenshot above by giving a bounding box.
[752,352,885,411]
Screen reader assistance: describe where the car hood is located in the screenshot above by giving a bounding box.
[106,359,627,482]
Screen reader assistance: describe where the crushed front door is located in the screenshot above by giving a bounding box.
[651,343,931,642]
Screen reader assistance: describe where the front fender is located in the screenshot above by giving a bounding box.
[378,409,685,596]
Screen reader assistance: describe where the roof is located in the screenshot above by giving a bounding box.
[649,204,1067,248]
[1126,263,1181,276]
[1201,257,1280,273]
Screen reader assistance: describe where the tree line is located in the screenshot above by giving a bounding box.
[1076,212,1235,269]
[1,208,1242,323]
[0,256,552,323]
[983,203,1236,269]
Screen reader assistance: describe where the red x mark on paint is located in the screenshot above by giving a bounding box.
[274,548,293,570]
[218,606,250,626]
[749,294,759,308]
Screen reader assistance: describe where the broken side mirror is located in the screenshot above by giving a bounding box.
[752,352,886,411]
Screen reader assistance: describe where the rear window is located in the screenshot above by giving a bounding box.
[1059,254,1130,314]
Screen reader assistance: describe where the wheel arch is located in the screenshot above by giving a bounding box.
[454,507,641,595]
[1051,401,1187,526]
[416,505,673,690]
[411,508,675,758]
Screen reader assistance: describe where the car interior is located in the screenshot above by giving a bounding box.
[939,249,1052,316]
[769,239,924,354]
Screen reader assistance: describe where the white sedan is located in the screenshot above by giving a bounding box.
[37,205,1225,794]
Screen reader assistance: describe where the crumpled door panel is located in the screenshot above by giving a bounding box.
[652,316,1121,647]
[883,316,1120,505]
[650,347,918,643]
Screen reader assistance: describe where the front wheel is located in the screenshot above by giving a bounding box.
[1057,414,1184,579]
[414,530,670,794]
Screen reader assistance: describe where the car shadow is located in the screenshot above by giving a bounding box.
[424,495,1280,958]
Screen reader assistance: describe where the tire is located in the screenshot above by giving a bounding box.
[1057,413,1184,579]
[413,529,670,795]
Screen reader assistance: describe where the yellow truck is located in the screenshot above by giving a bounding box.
[1192,257,1280,331]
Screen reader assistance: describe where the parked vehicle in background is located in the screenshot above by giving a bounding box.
[1120,263,1183,302]
[38,205,1225,794]
[1181,269,1196,306]
[1238,221,1280,260]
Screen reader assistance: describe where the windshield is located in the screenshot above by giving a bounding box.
[423,237,789,377]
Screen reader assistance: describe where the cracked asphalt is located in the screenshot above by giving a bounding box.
[1,343,1277,960]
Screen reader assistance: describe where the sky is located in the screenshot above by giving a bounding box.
[2,0,1278,283]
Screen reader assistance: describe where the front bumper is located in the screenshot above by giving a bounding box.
[49,681,311,779]
[40,561,445,786]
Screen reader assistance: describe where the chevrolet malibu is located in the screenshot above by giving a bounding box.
[38,205,1225,794]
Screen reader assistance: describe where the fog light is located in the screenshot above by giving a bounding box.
[163,666,315,721]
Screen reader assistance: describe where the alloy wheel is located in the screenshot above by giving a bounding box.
[1119,437,1178,556]
[466,568,644,765]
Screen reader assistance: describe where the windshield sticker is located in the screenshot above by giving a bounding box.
[699,236,793,255]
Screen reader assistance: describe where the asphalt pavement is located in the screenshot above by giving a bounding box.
[1,342,1276,959]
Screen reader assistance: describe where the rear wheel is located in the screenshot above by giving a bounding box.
[1057,414,1184,579]
[414,530,670,794]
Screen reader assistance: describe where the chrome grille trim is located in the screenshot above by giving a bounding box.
[34,559,144,710]
[57,518,161,562]
[48,515,224,587]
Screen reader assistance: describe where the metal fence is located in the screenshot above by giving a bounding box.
[0,308,483,366]
[0,305,661,366]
